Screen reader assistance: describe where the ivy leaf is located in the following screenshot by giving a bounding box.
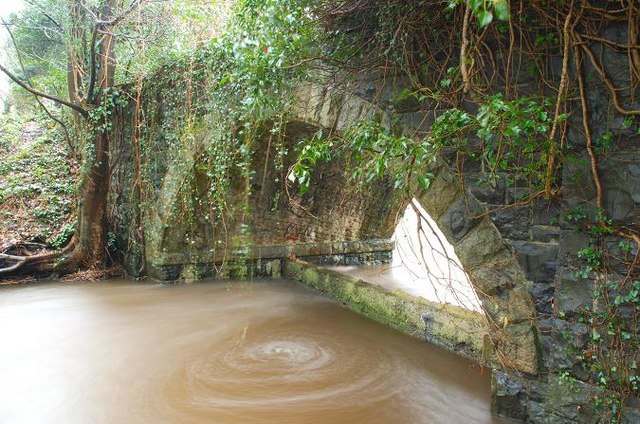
[477,9,494,27]
[469,0,483,11]
[493,0,510,21]
[417,175,431,190]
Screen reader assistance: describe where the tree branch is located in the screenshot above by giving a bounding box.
[87,24,99,102]
[1,16,76,155]
[101,0,147,28]
[0,62,88,116]
[23,0,64,30]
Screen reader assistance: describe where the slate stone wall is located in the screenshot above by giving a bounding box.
[107,15,640,420]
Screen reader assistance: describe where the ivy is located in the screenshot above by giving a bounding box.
[290,94,552,196]
[448,0,510,27]
[290,119,436,195]
[88,87,131,135]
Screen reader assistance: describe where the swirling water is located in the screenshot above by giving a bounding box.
[0,280,507,424]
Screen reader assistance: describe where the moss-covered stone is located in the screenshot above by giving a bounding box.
[284,259,487,361]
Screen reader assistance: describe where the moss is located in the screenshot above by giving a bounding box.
[285,259,487,361]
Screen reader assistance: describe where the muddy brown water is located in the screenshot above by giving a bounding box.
[0,280,509,423]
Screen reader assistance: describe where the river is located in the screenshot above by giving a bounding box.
[0,279,508,423]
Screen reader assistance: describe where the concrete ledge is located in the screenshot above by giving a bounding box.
[149,239,395,266]
[283,258,489,363]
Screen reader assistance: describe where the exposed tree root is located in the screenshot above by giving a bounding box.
[0,238,78,278]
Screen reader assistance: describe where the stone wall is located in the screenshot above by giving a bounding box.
[107,16,640,422]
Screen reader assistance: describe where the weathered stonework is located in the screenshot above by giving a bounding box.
[108,24,640,420]
[285,259,487,362]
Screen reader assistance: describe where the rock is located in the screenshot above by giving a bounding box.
[531,225,560,243]
[554,267,594,316]
[538,317,588,371]
[491,370,528,420]
[511,240,558,283]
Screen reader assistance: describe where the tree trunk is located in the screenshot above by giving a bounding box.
[74,130,110,267]
[72,0,117,268]
[67,0,85,110]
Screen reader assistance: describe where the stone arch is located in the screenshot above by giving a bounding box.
[287,84,540,374]
[147,83,539,374]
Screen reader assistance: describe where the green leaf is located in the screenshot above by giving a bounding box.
[417,175,431,190]
[477,10,494,27]
[493,0,510,21]
[469,0,483,11]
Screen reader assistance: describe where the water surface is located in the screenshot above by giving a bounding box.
[0,280,506,423]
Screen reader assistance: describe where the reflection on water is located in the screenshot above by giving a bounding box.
[0,280,507,423]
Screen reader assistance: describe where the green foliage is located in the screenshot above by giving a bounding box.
[205,0,320,119]
[464,94,553,186]
[576,246,602,278]
[594,132,614,155]
[88,87,130,134]
[448,0,510,27]
[565,205,588,223]
[0,110,76,246]
[4,0,69,99]
[579,278,640,422]
[558,370,581,394]
[290,93,552,196]
[51,223,76,248]
[133,0,320,258]
[290,120,436,195]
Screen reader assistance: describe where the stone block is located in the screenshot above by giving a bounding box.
[438,196,484,243]
[544,374,602,423]
[492,370,527,420]
[506,187,534,204]
[455,220,508,269]
[511,240,558,283]
[415,163,461,220]
[467,174,506,204]
[558,230,590,260]
[468,256,525,295]
[538,317,588,372]
[554,267,594,316]
[600,150,640,220]
[531,225,560,243]
[532,198,561,226]
[489,204,531,240]
[148,263,183,282]
[486,318,539,374]
[562,155,597,202]
[482,284,536,326]
[531,280,554,314]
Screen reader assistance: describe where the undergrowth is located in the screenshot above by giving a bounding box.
[0,108,77,248]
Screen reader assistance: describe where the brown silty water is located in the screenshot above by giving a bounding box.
[0,280,509,423]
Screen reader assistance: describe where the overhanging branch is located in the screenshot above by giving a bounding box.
[0,62,88,117]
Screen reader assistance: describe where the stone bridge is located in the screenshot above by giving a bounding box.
[136,83,539,376]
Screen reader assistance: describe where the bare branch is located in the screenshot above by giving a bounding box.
[1,16,76,155]
[87,24,99,101]
[98,0,147,28]
[0,62,88,116]
[23,0,64,30]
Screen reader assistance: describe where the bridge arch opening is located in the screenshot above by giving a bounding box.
[392,198,483,312]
